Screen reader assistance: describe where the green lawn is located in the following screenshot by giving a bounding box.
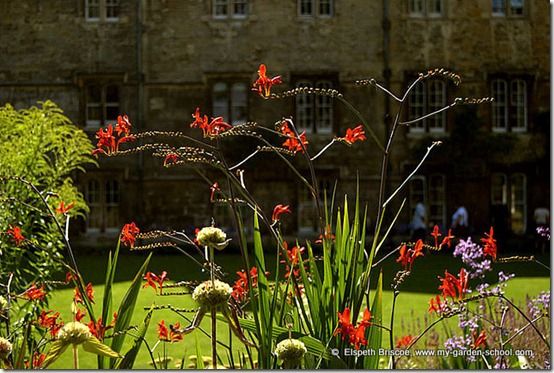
[46,250,550,369]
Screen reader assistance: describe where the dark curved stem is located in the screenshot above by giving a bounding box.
[500,295,550,348]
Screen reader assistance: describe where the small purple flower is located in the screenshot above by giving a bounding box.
[494,356,509,369]
[528,291,550,319]
[498,271,515,283]
[536,226,550,240]
[458,313,479,331]
[453,238,492,279]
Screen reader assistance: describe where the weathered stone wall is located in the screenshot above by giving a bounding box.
[0,0,549,245]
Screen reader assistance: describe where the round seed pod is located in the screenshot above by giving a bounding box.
[57,322,92,345]
[274,338,306,368]
[192,280,232,308]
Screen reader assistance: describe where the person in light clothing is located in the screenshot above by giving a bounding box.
[410,202,427,241]
[451,206,469,238]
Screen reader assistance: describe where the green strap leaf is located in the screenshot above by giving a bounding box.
[83,337,122,358]
[42,340,69,368]
[115,306,154,369]
[109,253,152,368]
[237,317,331,360]
[364,271,383,369]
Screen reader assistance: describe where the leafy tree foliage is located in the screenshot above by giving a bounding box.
[0,101,95,292]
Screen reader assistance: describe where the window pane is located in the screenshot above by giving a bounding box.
[85,179,101,230]
[510,0,524,15]
[86,0,100,19]
[492,0,506,14]
[106,85,119,102]
[409,82,426,131]
[213,82,229,119]
[319,0,332,16]
[105,104,120,122]
[315,80,333,134]
[429,174,446,228]
[231,83,247,125]
[491,173,507,204]
[233,0,247,16]
[409,0,424,14]
[106,0,120,19]
[510,174,526,234]
[428,0,443,15]
[87,85,102,103]
[295,81,314,133]
[511,80,527,130]
[214,0,228,16]
[299,0,313,15]
[428,80,446,131]
[106,180,120,204]
[491,79,507,130]
[87,104,102,122]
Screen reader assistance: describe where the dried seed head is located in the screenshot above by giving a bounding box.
[272,87,343,99]
[130,241,178,251]
[455,97,495,105]
[0,337,12,359]
[274,338,307,367]
[57,322,93,345]
[192,280,232,308]
[419,68,462,86]
[196,227,229,250]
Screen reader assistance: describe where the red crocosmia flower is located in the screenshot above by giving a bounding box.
[86,282,95,303]
[74,283,95,304]
[252,64,282,98]
[438,268,468,301]
[38,310,60,329]
[157,320,182,342]
[50,321,64,338]
[472,330,487,349]
[120,222,140,248]
[191,107,206,128]
[334,308,354,340]
[280,242,306,279]
[440,229,454,249]
[396,239,424,271]
[193,227,200,245]
[396,244,410,268]
[115,114,132,136]
[280,120,308,153]
[189,108,231,138]
[55,201,75,215]
[92,121,135,156]
[334,307,372,350]
[341,125,366,145]
[142,271,169,294]
[481,227,497,260]
[210,182,220,202]
[23,284,46,301]
[164,153,179,167]
[231,267,259,302]
[25,352,47,369]
[396,335,414,348]
[350,323,369,350]
[206,117,232,138]
[315,224,335,244]
[75,308,86,322]
[87,313,117,340]
[65,271,77,284]
[6,225,25,246]
[272,204,291,223]
[428,295,443,314]
[431,225,442,248]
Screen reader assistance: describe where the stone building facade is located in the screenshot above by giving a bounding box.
[0,0,549,248]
